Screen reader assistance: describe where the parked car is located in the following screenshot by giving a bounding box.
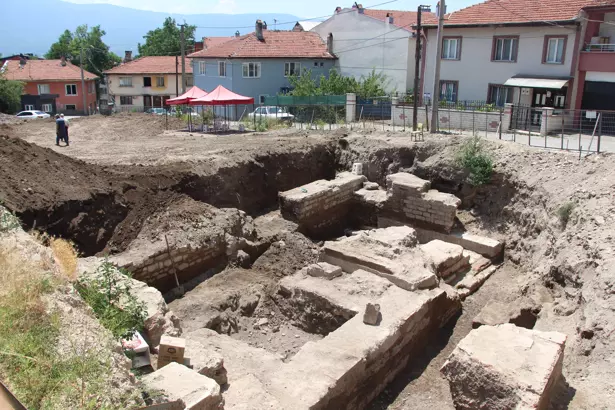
[247,106,294,121]
[15,110,51,119]
[145,108,167,115]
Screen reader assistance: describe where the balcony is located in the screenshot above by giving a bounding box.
[580,46,615,72]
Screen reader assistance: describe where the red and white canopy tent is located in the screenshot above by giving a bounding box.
[189,85,255,132]
[166,86,208,105]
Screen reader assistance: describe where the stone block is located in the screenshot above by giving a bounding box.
[441,324,566,410]
[472,300,540,330]
[363,303,381,325]
[185,339,228,385]
[142,362,222,410]
[158,335,186,369]
[420,240,466,278]
[306,262,343,279]
[386,173,430,193]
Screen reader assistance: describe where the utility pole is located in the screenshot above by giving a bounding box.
[175,55,179,97]
[430,0,446,133]
[79,47,88,116]
[180,23,186,94]
[413,5,431,131]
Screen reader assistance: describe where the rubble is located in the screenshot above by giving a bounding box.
[441,324,566,410]
[363,303,381,325]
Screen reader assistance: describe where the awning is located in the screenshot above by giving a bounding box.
[503,77,569,89]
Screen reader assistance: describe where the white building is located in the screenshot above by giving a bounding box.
[313,6,432,94]
[421,0,580,110]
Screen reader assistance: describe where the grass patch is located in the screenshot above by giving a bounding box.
[0,246,109,409]
[557,202,576,227]
[75,261,146,340]
[455,135,494,186]
[51,238,79,281]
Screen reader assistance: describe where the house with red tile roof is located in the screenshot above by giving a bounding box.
[188,20,335,110]
[313,5,434,93]
[420,0,615,130]
[103,55,194,111]
[2,57,98,114]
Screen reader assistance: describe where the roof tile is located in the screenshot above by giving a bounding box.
[422,0,615,26]
[363,9,435,31]
[104,56,193,75]
[188,30,335,59]
[2,59,98,81]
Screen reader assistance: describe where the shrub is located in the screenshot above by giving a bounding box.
[455,135,494,186]
[0,207,20,233]
[75,261,146,340]
[557,202,575,227]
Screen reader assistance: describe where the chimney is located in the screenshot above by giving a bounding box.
[19,54,27,68]
[255,20,264,41]
[263,21,268,30]
[357,3,364,13]
[386,13,394,24]
[60,55,67,66]
[327,33,333,55]
[235,30,240,37]
[124,50,132,62]
[194,40,204,53]
[335,6,342,14]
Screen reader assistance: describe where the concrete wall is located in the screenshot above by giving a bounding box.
[391,102,510,133]
[312,9,414,93]
[423,25,577,102]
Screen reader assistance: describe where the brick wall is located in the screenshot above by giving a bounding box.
[279,172,366,237]
[385,173,460,232]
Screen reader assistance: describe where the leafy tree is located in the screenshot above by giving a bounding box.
[288,68,387,98]
[138,18,196,56]
[45,25,120,77]
[0,72,24,114]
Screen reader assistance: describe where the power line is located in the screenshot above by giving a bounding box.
[492,0,576,31]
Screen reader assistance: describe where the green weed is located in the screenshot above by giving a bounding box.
[455,135,494,186]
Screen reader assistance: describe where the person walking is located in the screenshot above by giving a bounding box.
[55,114,67,146]
[60,114,70,146]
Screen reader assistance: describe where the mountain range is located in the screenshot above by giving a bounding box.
[1,0,301,57]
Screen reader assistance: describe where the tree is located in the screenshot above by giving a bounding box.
[138,18,196,56]
[0,72,24,114]
[288,69,387,98]
[45,25,120,77]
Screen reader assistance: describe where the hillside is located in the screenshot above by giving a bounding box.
[0,0,300,57]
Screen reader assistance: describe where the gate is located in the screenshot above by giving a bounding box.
[510,104,542,132]
[356,97,392,121]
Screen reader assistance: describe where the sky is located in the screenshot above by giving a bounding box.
[61,0,476,19]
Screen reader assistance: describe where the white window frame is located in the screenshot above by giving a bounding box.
[65,104,76,110]
[119,77,133,87]
[156,76,165,87]
[218,61,227,77]
[243,62,261,78]
[199,61,207,75]
[24,104,35,111]
[65,84,77,96]
[442,38,460,60]
[493,37,518,62]
[545,37,565,64]
[37,84,50,95]
[120,96,133,105]
[42,103,52,112]
[284,62,301,77]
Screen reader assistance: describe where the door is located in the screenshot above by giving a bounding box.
[143,95,152,109]
[153,96,162,107]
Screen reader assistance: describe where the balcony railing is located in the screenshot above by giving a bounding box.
[585,43,615,52]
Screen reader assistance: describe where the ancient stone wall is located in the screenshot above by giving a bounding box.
[385,173,460,232]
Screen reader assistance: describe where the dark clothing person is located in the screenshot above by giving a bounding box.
[56,118,67,145]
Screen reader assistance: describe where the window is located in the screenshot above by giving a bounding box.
[199,61,207,75]
[119,77,133,87]
[143,77,152,87]
[120,96,133,105]
[284,62,301,77]
[24,105,34,111]
[492,36,519,62]
[219,61,227,77]
[65,104,76,110]
[488,85,513,107]
[37,84,50,94]
[65,84,77,96]
[544,36,566,64]
[243,62,261,78]
[314,62,318,67]
[442,37,461,60]
[88,82,95,93]
[42,103,52,112]
[259,94,268,104]
[156,77,165,87]
[439,81,458,102]
[186,76,194,87]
